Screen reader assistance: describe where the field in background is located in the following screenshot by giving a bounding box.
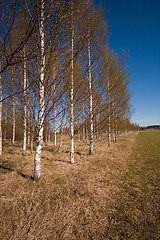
[0,131,160,239]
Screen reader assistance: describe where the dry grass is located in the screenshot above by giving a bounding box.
[1,132,138,239]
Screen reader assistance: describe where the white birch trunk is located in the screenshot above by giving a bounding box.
[31,93,35,153]
[23,48,27,152]
[0,63,2,155]
[28,119,30,146]
[88,38,93,155]
[112,101,115,144]
[107,78,111,147]
[12,95,15,145]
[34,0,45,180]
[115,97,118,143]
[70,28,74,164]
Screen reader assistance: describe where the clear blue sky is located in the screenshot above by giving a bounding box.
[95,0,160,127]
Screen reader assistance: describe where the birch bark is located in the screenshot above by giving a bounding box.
[23,48,27,152]
[107,76,111,147]
[31,92,35,153]
[70,27,74,164]
[88,37,93,155]
[34,0,45,180]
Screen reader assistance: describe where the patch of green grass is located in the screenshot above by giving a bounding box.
[108,131,160,239]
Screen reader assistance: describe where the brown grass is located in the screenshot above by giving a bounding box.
[0,133,137,239]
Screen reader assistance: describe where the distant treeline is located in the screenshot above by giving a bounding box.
[141,125,160,130]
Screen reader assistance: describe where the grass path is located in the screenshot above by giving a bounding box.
[108,131,160,239]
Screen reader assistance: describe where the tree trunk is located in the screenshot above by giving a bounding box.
[34,0,45,180]
[31,93,35,153]
[107,78,111,147]
[23,48,27,152]
[88,38,93,155]
[70,27,74,164]
[112,101,115,144]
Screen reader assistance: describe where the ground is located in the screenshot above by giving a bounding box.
[0,131,160,239]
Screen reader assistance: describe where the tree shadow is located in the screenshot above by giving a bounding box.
[55,159,70,163]
[0,164,34,180]
[64,150,82,155]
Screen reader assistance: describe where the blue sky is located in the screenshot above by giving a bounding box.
[95,0,160,127]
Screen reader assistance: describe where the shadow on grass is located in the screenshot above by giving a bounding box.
[54,159,81,166]
[0,164,34,180]
[65,150,82,155]
[55,159,70,163]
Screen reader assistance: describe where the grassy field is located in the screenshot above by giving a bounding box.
[108,130,160,239]
[0,131,160,239]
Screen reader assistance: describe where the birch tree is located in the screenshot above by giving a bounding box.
[107,73,111,147]
[34,0,45,180]
[23,48,27,152]
[70,8,74,164]
[88,36,93,154]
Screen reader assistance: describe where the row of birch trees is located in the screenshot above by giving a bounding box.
[0,0,138,180]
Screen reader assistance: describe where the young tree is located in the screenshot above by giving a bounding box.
[23,48,27,152]
[34,0,45,180]
[70,9,74,164]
